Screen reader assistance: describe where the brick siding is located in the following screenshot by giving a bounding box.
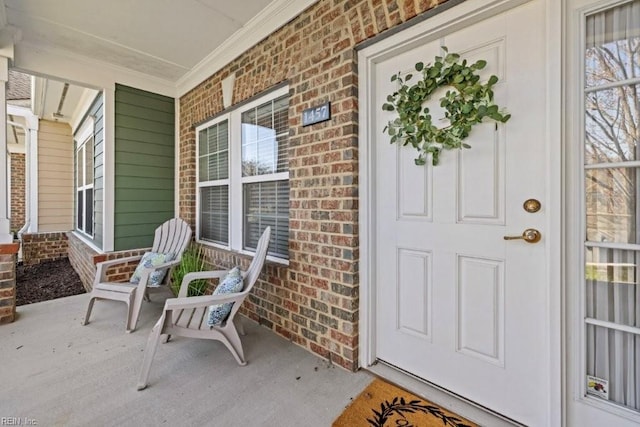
[10,153,25,232]
[22,232,69,266]
[179,0,449,371]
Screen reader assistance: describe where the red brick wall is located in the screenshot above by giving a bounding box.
[22,232,69,266]
[10,153,25,232]
[0,244,19,324]
[179,0,449,370]
[67,232,99,290]
[92,249,149,284]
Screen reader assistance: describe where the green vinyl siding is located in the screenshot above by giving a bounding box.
[114,84,175,250]
[74,92,104,249]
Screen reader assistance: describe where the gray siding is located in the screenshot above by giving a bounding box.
[114,84,175,250]
[74,92,104,249]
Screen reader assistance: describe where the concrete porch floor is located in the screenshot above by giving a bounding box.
[0,292,372,426]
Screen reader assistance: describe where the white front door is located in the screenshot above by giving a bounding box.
[370,1,550,425]
[566,0,640,425]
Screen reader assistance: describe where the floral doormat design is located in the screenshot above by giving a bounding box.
[333,378,478,427]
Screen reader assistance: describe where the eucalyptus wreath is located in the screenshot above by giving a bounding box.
[382,47,511,166]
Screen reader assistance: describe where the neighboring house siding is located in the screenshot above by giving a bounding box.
[39,120,73,232]
[114,84,175,251]
[179,0,450,371]
[10,153,25,232]
[74,94,104,248]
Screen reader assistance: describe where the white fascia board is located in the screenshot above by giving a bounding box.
[176,0,316,97]
[13,41,177,98]
[7,143,25,154]
[7,105,38,131]
[70,88,100,134]
[75,114,94,144]
[31,75,45,117]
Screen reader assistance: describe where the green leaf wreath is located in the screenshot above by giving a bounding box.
[382,47,511,166]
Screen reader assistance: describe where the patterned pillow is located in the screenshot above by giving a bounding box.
[207,267,244,326]
[130,251,175,287]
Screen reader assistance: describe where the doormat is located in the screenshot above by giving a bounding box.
[333,378,478,427]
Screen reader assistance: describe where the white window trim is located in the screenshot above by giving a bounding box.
[571,0,640,423]
[196,112,231,250]
[76,116,94,146]
[195,86,290,265]
[75,116,95,238]
[76,144,94,237]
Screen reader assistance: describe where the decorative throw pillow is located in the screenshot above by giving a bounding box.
[130,251,175,287]
[207,267,244,326]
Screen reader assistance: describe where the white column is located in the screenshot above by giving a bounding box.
[103,86,115,252]
[0,56,12,243]
[26,118,38,232]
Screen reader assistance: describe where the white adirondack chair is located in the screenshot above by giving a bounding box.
[137,227,271,390]
[83,218,192,333]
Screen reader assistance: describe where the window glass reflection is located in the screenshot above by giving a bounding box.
[586,167,638,244]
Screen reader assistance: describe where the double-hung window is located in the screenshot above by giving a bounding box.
[75,118,94,237]
[196,86,289,261]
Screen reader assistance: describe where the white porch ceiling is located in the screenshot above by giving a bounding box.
[31,77,93,124]
[4,0,296,84]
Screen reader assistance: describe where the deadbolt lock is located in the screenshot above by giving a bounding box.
[523,199,541,213]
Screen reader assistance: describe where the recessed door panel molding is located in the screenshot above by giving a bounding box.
[454,40,506,83]
[397,142,433,221]
[456,254,505,367]
[454,41,506,225]
[396,247,432,341]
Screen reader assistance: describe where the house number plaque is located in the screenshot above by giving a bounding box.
[302,102,331,126]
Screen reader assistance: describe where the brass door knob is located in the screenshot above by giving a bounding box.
[503,228,541,243]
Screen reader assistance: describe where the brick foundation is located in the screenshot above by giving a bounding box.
[67,232,149,291]
[22,232,69,266]
[179,0,450,371]
[0,243,20,324]
[67,232,99,289]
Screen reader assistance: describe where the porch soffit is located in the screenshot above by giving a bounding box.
[2,0,317,96]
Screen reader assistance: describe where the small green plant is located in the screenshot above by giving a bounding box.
[170,244,208,297]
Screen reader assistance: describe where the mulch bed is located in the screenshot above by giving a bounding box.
[16,258,86,306]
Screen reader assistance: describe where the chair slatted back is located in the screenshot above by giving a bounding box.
[242,227,271,294]
[151,218,192,259]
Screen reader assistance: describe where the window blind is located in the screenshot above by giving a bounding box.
[243,181,289,258]
[200,186,229,245]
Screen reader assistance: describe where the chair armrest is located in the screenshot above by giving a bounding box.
[164,292,245,311]
[177,270,230,298]
[149,258,181,272]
